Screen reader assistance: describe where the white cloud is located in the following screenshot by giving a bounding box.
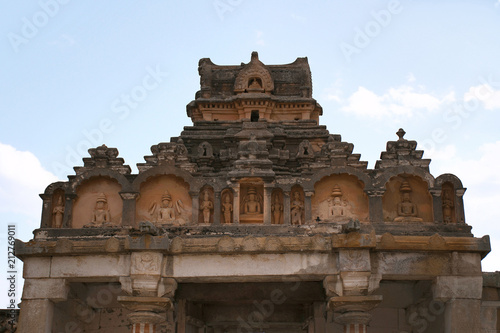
[340,84,450,118]
[464,84,500,110]
[0,143,58,219]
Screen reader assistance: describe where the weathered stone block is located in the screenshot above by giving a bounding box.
[23,257,51,278]
[22,278,69,301]
[51,255,130,278]
[433,276,482,300]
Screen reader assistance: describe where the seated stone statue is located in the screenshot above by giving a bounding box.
[243,187,262,214]
[159,191,176,222]
[87,193,112,227]
[394,182,422,222]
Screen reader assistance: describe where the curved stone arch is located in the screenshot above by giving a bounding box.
[43,181,69,196]
[70,169,131,194]
[234,54,274,93]
[375,166,435,189]
[435,173,465,190]
[132,165,198,193]
[304,167,373,192]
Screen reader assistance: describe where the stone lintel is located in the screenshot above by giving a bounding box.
[377,233,490,255]
[332,231,377,248]
[22,278,69,301]
[433,275,483,301]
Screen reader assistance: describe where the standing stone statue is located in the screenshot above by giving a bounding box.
[200,190,213,223]
[222,194,233,224]
[291,191,304,225]
[271,193,283,224]
[442,189,454,223]
[52,196,64,228]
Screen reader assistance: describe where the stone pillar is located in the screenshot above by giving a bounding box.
[232,185,240,224]
[263,186,272,225]
[39,194,51,228]
[433,275,483,333]
[304,191,313,224]
[120,191,139,227]
[213,191,221,225]
[17,278,69,333]
[366,189,384,223]
[455,189,466,223]
[190,191,199,225]
[328,295,382,333]
[119,296,172,333]
[430,189,443,223]
[283,191,291,225]
[62,193,76,228]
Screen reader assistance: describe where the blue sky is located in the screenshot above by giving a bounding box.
[1,0,500,306]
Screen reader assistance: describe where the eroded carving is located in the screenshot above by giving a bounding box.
[149,190,187,225]
[85,193,112,227]
[271,191,283,224]
[442,187,455,223]
[291,191,304,225]
[222,192,233,224]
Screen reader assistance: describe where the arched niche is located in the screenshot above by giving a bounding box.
[312,174,369,222]
[72,177,123,228]
[441,182,456,223]
[136,174,192,226]
[290,185,305,225]
[382,174,433,222]
[199,186,214,224]
[221,188,234,224]
[271,188,284,225]
[51,189,65,228]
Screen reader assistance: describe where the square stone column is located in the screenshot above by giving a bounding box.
[120,191,139,227]
[283,191,291,225]
[17,278,69,333]
[213,191,221,225]
[263,185,272,225]
[190,191,200,225]
[433,275,483,333]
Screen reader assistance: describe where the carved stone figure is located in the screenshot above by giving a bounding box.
[149,190,186,225]
[91,193,111,226]
[200,190,213,223]
[394,181,422,222]
[271,192,283,224]
[328,184,344,218]
[243,186,262,214]
[222,194,233,224]
[52,196,64,228]
[442,189,454,223]
[291,191,304,225]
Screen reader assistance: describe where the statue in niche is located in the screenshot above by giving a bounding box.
[149,190,186,224]
[243,186,262,214]
[328,184,345,218]
[175,138,188,157]
[442,189,454,223]
[271,192,283,224]
[394,181,422,222]
[222,193,233,224]
[291,191,304,225]
[86,193,112,227]
[52,196,64,228]
[199,190,213,223]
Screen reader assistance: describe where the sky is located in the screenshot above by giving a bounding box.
[1,0,500,307]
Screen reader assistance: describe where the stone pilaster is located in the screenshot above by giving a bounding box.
[304,191,313,224]
[190,191,199,225]
[283,191,291,225]
[17,278,69,333]
[62,193,76,228]
[430,189,443,223]
[455,189,466,223]
[263,186,272,225]
[120,191,139,227]
[213,191,221,225]
[366,189,384,223]
[328,295,382,333]
[433,275,482,333]
[232,185,240,224]
[39,194,52,228]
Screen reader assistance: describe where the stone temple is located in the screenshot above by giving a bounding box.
[14,52,500,332]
